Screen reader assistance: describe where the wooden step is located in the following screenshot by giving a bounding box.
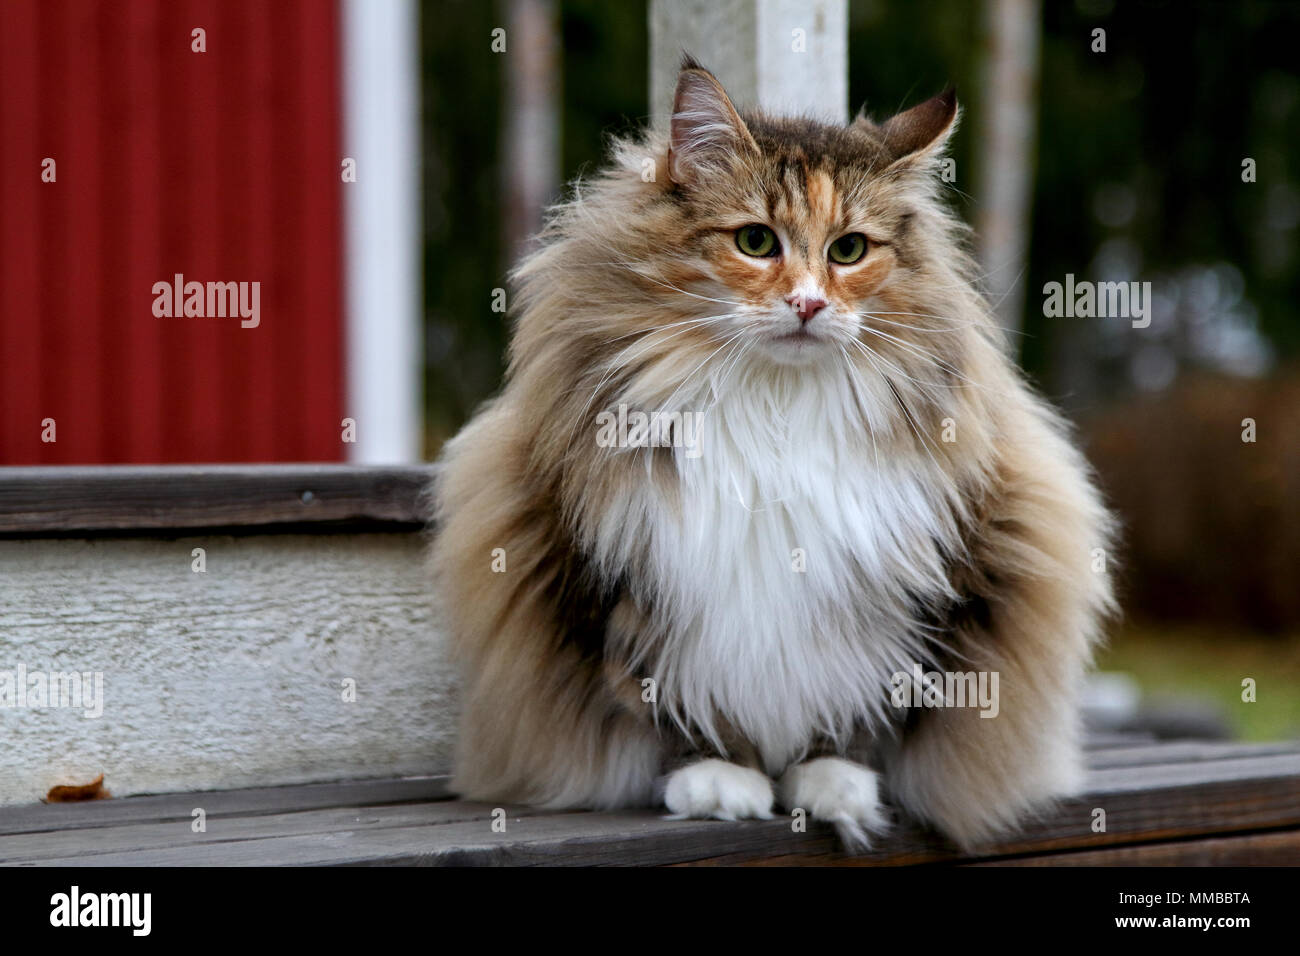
[0,465,449,807]
[3,740,1299,866]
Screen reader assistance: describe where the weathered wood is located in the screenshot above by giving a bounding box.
[969,830,1300,866]
[0,798,548,865]
[6,744,1299,866]
[1082,730,1156,749]
[0,464,434,535]
[1085,739,1300,769]
[0,776,451,837]
[0,533,454,807]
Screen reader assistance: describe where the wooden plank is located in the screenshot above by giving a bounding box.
[685,753,1300,866]
[9,749,1300,866]
[1086,740,1300,769]
[969,829,1300,866]
[1085,752,1300,793]
[0,797,563,865]
[0,464,433,535]
[16,810,804,867]
[1083,731,1156,749]
[0,776,451,837]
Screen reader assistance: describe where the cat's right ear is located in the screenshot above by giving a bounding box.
[876,88,959,165]
[667,60,757,186]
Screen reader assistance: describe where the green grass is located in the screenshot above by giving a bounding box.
[1097,626,1300,742]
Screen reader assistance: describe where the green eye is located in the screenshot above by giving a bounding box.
[736,224,778,257]
[829,233,868,265]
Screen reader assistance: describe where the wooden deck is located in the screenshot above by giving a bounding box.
[3,466,1296,866]
[5,737,1300,866]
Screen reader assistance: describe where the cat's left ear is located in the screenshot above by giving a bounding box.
[667,60,758,186]
[874,88,959,168]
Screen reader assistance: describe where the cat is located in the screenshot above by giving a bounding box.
[429,56,1116,851]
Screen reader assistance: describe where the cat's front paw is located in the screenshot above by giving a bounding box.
[779,757,890,852]
[663,759,775,822]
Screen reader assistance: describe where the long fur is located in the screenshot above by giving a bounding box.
[429,62,1115,849]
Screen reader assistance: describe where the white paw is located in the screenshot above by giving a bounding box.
[779,757,889,851]
[663,759,775,822]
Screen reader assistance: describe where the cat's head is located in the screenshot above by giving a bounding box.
[513,58,992,439]
[649,57,963,369]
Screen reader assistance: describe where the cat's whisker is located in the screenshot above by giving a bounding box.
[700,334,759,424]
[638,276,745,309]
[845,337,948,473]
[847,329,951,392]
[603,312,746,346]
[657,322,759,416]
[849,310,1001,334]
[566,317,748,449]
[857,324,1000,394]
[839,345,881,474]
[592,259,746,309]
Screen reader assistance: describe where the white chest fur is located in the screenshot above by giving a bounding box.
[597,362,964,772]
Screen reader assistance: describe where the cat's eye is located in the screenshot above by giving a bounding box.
[736,224,778,258]
[828,233,868,265]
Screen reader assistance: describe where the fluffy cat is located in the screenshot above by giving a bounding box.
[429,57,1116,851]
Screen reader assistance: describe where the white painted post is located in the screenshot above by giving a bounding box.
[649,0,848,125]
[341,0,422,463]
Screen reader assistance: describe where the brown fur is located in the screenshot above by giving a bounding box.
[429,61,1116,847]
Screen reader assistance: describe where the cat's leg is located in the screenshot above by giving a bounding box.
[660,722,775,821]
[778,736,890,850]
[432,411,664,810]
[884,635,1088,850]
[883,431,1114,849]
[448,633,663,810]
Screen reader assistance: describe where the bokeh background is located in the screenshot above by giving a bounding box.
[422,0,1300,741]
[1,0,1295,742]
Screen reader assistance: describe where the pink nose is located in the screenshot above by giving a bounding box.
[786,293,827,322]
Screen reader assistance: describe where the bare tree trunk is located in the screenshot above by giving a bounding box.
[974,0,1041,346]
[501,0,561,265]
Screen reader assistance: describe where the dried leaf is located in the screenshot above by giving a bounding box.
[45,774,110,803]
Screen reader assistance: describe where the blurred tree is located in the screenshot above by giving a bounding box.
[420,0,644,452]
[421,0,507,449]
[1031,0,1299,410]
[501,0,561,263]
[423,0,1299,438]
[974,0,1041,340]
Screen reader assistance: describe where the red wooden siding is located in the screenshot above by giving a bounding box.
[0,0,345,464]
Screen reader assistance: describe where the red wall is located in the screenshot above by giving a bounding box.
[0,0,345,464]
